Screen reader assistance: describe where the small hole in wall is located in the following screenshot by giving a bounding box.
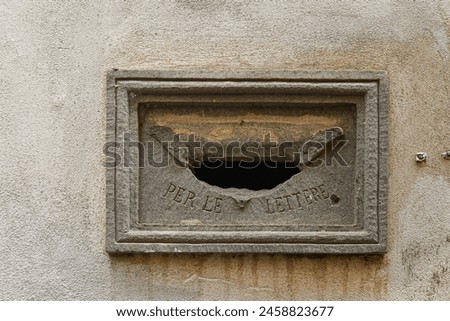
[191,160,300,191]
[330,194,340,204]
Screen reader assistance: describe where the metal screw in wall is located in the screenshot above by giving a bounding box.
[416,152,427,163]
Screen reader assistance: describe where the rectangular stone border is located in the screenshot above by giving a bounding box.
[106,70,388,254]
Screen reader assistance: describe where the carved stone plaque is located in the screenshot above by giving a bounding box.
[106,70,387,254]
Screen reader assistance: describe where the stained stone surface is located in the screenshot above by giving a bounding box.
[106,71,387,253]
[138,103,356,228]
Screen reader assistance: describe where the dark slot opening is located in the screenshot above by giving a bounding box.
[191,161,300,191]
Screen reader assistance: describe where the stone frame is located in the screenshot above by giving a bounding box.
[106,70,388,254]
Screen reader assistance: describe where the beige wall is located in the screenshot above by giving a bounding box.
[1,0,449,300]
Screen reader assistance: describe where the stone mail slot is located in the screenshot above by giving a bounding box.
[106,70,388,254]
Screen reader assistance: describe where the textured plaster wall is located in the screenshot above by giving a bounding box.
[0,0,449,300]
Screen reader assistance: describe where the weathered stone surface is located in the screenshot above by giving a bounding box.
[106,70,387,254]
